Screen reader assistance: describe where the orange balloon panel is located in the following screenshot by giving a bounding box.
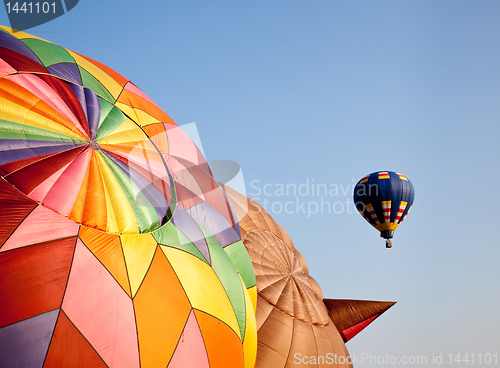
[195,310,244,368]
[134,247,192,368]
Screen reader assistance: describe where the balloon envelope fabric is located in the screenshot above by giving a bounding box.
[223,185,352,368]
[353,171,415,240]
[0,26,256,368]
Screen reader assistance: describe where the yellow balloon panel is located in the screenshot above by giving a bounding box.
[96,153,139,234]
[0,25,44,40]
[241,277,257,368]
[160,245,241,339]
[247,285,257,314]
[115,102,164,127]
[0,93,84,140]
[67,50,123,100]
[120,233,157,296]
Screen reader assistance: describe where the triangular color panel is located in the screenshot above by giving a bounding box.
[0,309,58,368]
[120,233,157,296]
[167,310,209,368]
[44,311,108,368]
[1,205,79,252]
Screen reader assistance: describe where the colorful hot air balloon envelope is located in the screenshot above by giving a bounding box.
[353,171,415,248]
[0,26,257,368]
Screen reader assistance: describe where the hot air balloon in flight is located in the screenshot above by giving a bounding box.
[0,26,257,368]
[353,171,415,248]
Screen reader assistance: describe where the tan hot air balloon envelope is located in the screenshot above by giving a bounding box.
[223,185,395,368]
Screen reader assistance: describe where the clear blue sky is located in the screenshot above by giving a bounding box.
[2,1,499,366]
